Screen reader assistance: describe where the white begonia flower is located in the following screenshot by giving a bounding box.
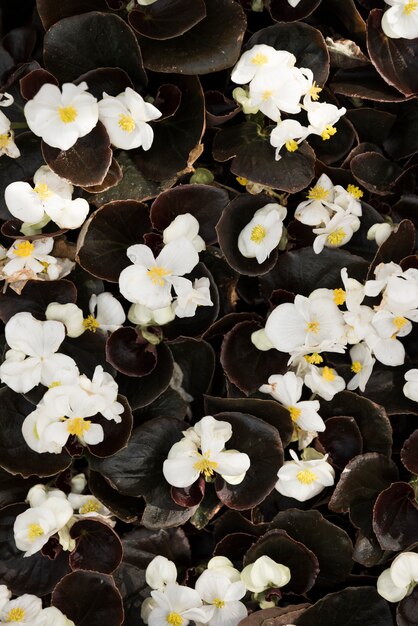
[172,277,213,319]
[232,87,259,115]
[67,493,111,518]
[13,497,73,557]
[241,556,291,593]
[380,268,418,320]
[5,165,90,230]
[0,312,76,393]
[145,556,178,591]
[238,203,287,264]
[137,0,159,5]
[367,222,393,246]
[377,552,418,602]
[163,415,251,489]
[340,267,366,312]
[45,302,85,338]
[26,484,67,508]
[344,305,375,344]
[259,372,325,433]
[0,594,42,624]
[0,109,20,159]
[365,310,410,367]
[333,184,363,217]
[87,292,126,332]
[275,449,335,501]
[304,365,345,401]
[195,570,247,626]
[381,0,418,39]
[78,365,124,422]
[251,328,275,351]
[98,87,161,151]
[264,294,346,355]
[364,262,403,297]
[0,587,11,614]
[294,174,337,227]
[149,583,214,626]
[248,67,307,120]
[207,557,241,583]
[312,211,360,255]
[24,81,99,151]
[71,472,87,494]
[119,239,199,310]
[347,343,375,392]
[3,238,57,278]
[305,100,347,141]
[128,303,175,326]
[270,119,309,161]
[34,606,75,626]
[231,45,297,85]
[404,369,418,402]
[163,214,205,253]
[142,598,157,625]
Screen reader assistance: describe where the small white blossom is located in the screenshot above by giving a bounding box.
[172,277,213,319]
[3,238,57,279]
[195,570,247,626]
[313,211,360,254]
[0,110,20,159]
[367,223,394,246]
[45,303,85,338]
[241,556,291,593]
[304,365,345,401]
[295,174,337,227]
[382,0,418,39]
[207,557,241,583]
[71,473,87,494]
[231,45,296,85]
[237,203,287,264]
[305,101,346,141]
[24,82,99,150]
[248,67,307,120]
[13,497,73,557]
[67,493,111,519]
[145,556,178,591]
[163,214,205,253]
[148,583,214,626]
[377,552,418,602]
[333,184,363,217]
[98,87,161,151]
[404,369,418,402]
[0,594,42,623]
[128,303,175,326]
[270,119,309,161]
[275,449,335,501]
[34,606,75,626]
[88,292,126,332]
[347,343,375,392]
[78,365,124,422]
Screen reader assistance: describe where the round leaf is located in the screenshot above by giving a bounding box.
[128,0,206,40]
[70,518,123,573]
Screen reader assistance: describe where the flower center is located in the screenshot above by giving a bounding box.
[13,241,34,258]
[250,224,266,243]
[304,352,323,364]
[321,125,337,140]
[80,498,101,514]
[347,184,363,199]
[49,381,62,388]
[0,132,11,148]
[262,90,273,101]
[307,185,328,201]
[58,105,78,123]
[309,81,322,101]
[118,113,136,133]
[251,52,268,65]
[34,182,53,200]
[67,417,91,437]
[236,176,248,186]
[288,406,302,422]
[83,315,100,332]
[404,0,418,14]
[147,266,170,286]
[306,320,320,334]
[393,316,408,330]
[333,288,346,305]
[28,523,44,541]
[322,366,335,382]
[5,608,26,622]
[213,598,225,609]
[166,613,183,626]
[285,139,298,152]
[296,469,317,485]
[351,361,363,374]
[193,452,218,479]
[327,228,346,246]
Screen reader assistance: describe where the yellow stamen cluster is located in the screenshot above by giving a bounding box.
[34,182,53,200]
[5,607,26,622]
[262,90,273,101]
[333,288,346,306]
[13,241,34,258]
[236,176,248,186]
[347,184,363,199]
[193,452,218,479]
[213,598,225,609]
[251,53,268,65]
[404,0,418,14]
[147,266,170,286]
[309,81,322,101]
[296,469,317,485]
[285,139,298,152]
[327,228,346,246]
[28,523,44,541]
[166,613,183,626]
[304,353,323,365]
[58,105,78,123]
[321,125,337,141]
[393,316,408,330]
[80,498,101,514]
[351,361,363,374]
[49,381,62,388]
[0,132,11,148]
[288,406,302,423]
[118,114,136,133]
[250,224,266,243]
[83,315,100,332]
[66,417,91,437]
[322,366,336,382]
[307,185,329,201]
[306,320,320,334]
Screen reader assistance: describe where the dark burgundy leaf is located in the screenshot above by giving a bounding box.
[70,518,123,573]
[87,395,133,458]
[88,471,144,523]
[318,416,363,469]
[397,587,418,626]
[36,0,109,30]
[106,328,157,377]
[373,482,418,551]
[74,67,134,100]
[368,220,416,277]
[128,0,206,40]
[19,68,58,100]
[269,0,322,22]
[401,429,418,474]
